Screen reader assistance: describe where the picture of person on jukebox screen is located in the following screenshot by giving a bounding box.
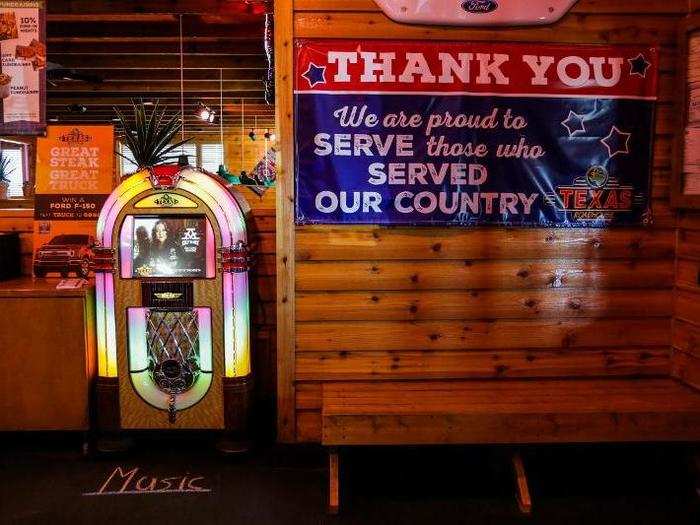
[132,217,206,278]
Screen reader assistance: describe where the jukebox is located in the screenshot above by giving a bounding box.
[93,165,252,451]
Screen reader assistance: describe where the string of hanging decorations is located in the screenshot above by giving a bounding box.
[216,1,276,191]
[263,11,274,105]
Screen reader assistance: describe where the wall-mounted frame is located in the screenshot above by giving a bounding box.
[671,14,700,209]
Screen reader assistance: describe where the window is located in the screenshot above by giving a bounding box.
[200,143,223,173]
[119,143,197,176]
[1,146,25,198]
[119,143,137,176]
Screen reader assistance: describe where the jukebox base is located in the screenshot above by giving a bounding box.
[217,375,254,455]
[94,376,133,454]
[94,374,253,453]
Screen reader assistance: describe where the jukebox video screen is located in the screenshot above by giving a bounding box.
[131,216,207,278]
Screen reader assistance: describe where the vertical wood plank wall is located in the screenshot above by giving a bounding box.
[283,0,689,442]
[673,211,700,390]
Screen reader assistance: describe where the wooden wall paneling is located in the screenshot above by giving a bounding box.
[297,410,322,442]
[297,348,671,381]
[296,289,673,321]
[224,134,275,177]
[296,319,671,352]
[297,259,675,291]
[671,349,700,389]
[286,4,685,440]
[294,13,680,44]
[275,0,296,442]
[669,14,700,208]
[296,228,675,261]
[673,211,700,389]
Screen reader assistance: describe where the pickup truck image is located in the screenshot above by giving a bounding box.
[33,234,95,278]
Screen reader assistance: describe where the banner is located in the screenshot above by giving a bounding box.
[0,0,45,135]
[294,40,658,227]
[33,125,115,278]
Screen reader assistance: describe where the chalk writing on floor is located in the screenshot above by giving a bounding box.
[83,466,211,496]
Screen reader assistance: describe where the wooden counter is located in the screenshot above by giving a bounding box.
[0,277,96,431]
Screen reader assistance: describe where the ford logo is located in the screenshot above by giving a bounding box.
[461,0,498,13]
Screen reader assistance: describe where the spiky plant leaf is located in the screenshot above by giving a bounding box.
[113,99,192,170]
[0,153,15,182]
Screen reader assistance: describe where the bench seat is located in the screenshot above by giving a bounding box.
[322,378,700,445]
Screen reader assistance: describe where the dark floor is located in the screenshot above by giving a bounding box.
[0,434,698,525]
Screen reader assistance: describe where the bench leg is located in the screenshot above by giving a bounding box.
[328,448,340,514]
[694,450,700,498]
[512,452,532,515]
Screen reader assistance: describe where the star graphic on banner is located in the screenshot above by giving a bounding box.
[601,126,631,158]
[628,53,651,78]
[301,62,327,88]
[561,110,586,137]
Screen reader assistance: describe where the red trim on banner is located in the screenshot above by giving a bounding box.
[295,40,658,100]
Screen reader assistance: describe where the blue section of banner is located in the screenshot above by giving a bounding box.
[294,93,654,227]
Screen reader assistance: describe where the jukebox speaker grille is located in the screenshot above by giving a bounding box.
[146,310,201,395]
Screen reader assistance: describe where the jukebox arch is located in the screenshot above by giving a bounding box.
[94,166,252,433]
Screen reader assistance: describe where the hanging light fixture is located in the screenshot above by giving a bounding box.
[196,102,211,121]
[195,102,216,123]
[67,103,87,113]
[249,116,257,141]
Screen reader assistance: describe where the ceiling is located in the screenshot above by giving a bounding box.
[46,0,275,136]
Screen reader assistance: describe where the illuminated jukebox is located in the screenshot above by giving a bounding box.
[93,165,252,449]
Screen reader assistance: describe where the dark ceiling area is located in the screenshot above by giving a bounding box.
[46,0,274,135]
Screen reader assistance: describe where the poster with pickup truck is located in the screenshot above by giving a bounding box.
[0,0,45,134]
[33,125,115,278]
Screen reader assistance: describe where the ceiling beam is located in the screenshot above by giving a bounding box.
[48,40,263,55]
[48,108,275,115]
[47,0,270,17]
[48,54,266,69]
[47,19,264,39]
[46,93,274,104]
[51,69,265,81]
[48,80,263,92]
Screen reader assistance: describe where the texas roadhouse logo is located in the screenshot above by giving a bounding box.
[544,165,647,223]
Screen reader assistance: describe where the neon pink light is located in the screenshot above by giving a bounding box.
[222,272,234,376]
[120,215,134,278]
[206,219,216,278]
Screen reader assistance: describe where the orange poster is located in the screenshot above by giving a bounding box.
[32,125,115,278]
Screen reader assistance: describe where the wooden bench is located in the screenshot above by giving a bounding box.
[321,378,700,512]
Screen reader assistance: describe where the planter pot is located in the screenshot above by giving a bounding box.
[22,181,34,198]
[0,180,8,200]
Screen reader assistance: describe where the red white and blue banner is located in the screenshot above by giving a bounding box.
[294,40,658,227]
